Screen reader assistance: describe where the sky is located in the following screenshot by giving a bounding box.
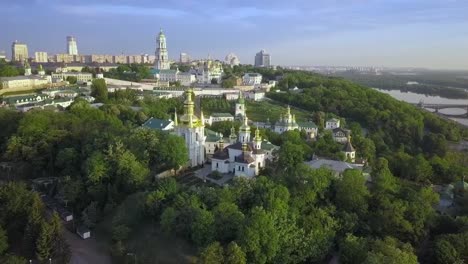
[1,0,468,69]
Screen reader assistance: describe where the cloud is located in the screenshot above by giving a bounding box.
[55,4,187,17]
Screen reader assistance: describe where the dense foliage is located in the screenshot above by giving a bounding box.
[0,96,188,239]
[267,70,467,184]
[104,64,152,82]
[0,183,70,263]
[335,71,468,99]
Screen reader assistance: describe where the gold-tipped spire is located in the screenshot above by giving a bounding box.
[200,109,205,125]
[174,108,178,126]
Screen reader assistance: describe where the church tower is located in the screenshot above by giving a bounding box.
[37,64,45,76]
[229,126,237,144]
[24,61,31,76]
[155,28,170,70]
[253,127,262,150]
[174,89,206,167]
[235,91,246,119]
[238,116,251,144]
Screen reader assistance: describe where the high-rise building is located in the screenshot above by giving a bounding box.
[155,29,170,70]
[11,41,29,62]
[0,51,6,61]
[254,49,271,68]
[35,52,48,63]
[67,36,78,55]
[180,52,191,64]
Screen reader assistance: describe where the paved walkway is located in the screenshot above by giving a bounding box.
[62,228,111,264]
[194,166,235,186]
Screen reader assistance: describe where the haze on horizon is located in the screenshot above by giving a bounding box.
[1,0,468,70]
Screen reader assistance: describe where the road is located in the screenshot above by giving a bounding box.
[62,228,111,264]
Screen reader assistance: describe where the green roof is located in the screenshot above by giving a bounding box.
[298,121,318,128]
[1,94,48,105]
[261,140,279,151]
[142,118,173,130]
[205,128,223,142]
[211,113,234,118]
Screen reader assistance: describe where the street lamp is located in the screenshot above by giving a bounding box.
[49,258,52,264]
[127,252,137,264]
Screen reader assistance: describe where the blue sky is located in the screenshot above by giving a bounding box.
[1,0,468,69]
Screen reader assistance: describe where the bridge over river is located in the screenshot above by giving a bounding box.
[412,102,468,117]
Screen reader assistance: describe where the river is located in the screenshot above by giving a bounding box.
[374,89,468,126]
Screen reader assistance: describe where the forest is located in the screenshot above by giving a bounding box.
[0,67,467,263]
[334,71,468,99]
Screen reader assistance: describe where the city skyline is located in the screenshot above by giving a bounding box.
[1,0,468,69]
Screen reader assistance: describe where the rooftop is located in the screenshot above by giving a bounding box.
[305,158,362,174]
[211,113,234,118]
[297,121,318,128]
[142,117,173,130]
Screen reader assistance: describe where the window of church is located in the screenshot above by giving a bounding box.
[216,163,219,168]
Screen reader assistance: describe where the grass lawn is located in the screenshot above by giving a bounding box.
[246,99,311,122]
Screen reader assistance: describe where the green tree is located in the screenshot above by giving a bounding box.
[91,79,108,102]
[66,76,77,84]
[35,221,53,261]
[225,242,246,264]
[160,207,179,234]
[364,237,418,264]
[0,254,27,264]
[335,169,369,216]
[213,202,244,243]
[157,134,188,170]
[85,152,109,184]
[0,225,7,255]
[191,209,215,247]
[277,141,304,171]
[198,242,224,264]
[211,78,218,84]
[405,154,433,183]
[0,64,20,77]
[434,239,461,264]
[339,234,369,264]
[222,77,237,88]
[239,207,280,264]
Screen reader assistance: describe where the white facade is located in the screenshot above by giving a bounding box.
[274,106,299,133]
[51,72,93,84]
[155,69,196,86]
[243,73,262,85]
[35,52,48,63]
[190,60,224,84]
[211,119,271,178]
[0,75,51,89]
[205,113,234,125]
[155,29,170,70]
[173,89,206,167]
[246,90,265,101]
[332,128,349,143]
[326,118,340,129]
[177,72,196,86]
[235,92,246,119]
[67,36,78,55]
[12,41,28,62]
